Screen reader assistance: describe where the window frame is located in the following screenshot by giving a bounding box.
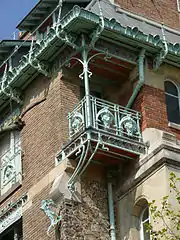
[139,205,150,240]
[0,218,23,240]
[177,0,180,12]
[164,79,180,126]
[0,130,22,197]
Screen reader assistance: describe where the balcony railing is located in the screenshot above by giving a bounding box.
[68,95,142,143]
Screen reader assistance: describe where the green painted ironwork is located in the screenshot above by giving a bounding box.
[40,199,61,237]
[153,25,168,70]
[68,95,142,141]
[89,0,104,48]
[1,64,22,104]
[108,180,116,240]
[1,2,180,107]
[126,49,146,108]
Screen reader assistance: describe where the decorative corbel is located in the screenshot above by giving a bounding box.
[89,0,104,48]
[28,38,49,76]
[1,64,22,104]
[56,25,78,50]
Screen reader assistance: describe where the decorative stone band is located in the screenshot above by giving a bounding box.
[0,194,27,234]
[0,207,22,234]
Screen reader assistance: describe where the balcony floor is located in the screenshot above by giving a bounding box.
[57,128,146,165]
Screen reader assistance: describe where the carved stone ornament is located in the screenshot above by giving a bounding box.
[96,107,114,128]
[2,163,16,186]
[71,112,84,134]
[119,115,138,136]
[41,199,61,236]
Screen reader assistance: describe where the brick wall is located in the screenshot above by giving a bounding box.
[115,0,180,29]
[0,71,80,238]
[133,84,180,139]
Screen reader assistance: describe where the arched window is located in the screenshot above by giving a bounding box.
[140,206,150,240]
[164,81,180,124]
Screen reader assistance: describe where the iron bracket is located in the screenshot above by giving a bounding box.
[153,26,168,70]
[1,64,22,104]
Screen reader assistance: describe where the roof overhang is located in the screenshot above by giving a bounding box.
[1,3,180,109]
[16,0,90,32]
[0,40,31,67]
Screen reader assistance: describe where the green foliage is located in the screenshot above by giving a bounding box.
[147,172,180,240]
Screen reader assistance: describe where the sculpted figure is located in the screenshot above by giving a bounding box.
[40,199,61,236]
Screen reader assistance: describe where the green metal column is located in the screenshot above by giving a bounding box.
[108,181,116,240]
[81,35,92,128]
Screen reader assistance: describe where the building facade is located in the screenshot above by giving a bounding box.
[0,0,180,239]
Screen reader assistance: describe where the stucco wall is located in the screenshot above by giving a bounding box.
[117,166,168,240]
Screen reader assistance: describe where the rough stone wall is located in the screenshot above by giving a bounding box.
[115,0,180,30]
[59,173,110,240]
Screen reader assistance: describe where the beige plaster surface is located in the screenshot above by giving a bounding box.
[117,166,168,240]
[144,63,180,90]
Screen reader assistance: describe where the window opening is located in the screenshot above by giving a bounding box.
[0,131,21,196]
[140,206,150,240]
[0,219,22,240]
[164,81,180,124]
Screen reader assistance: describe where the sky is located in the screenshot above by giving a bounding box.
[0,0,38,39]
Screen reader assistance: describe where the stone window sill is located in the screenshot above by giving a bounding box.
[0,182,21,204]
[168,122,180,131]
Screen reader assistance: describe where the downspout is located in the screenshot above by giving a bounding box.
[126,49,146,109]
[108,180,116,240]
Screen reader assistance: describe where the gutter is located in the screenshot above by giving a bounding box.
[126,49,146,108]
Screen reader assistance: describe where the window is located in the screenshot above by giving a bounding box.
[140,206,150,240]
[0,219,22,240]
[164,81,180,124]
[0,131,21,196]
[177,0,180,12]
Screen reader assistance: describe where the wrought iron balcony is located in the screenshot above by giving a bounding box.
[58,96,146,164]
[68,95,142,141]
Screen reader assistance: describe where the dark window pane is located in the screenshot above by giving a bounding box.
[142,207,149,221]
[165,81,178,96]
[1,229,14,240]
[165,94,180,124]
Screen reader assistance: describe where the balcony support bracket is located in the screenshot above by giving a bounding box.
[89,0,104,48]
[29,38,49,77]
[67,134,101,193]
[1,64,22,104]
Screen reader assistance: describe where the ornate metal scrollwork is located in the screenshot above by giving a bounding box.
[96,107,114,128]
[119,115,138,137]
[70,112,84,135]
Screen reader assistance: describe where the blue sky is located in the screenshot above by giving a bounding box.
[0,0,38,39]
